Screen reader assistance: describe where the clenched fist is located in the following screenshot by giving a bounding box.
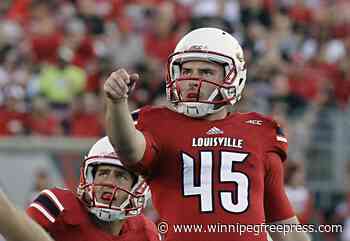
[104,69,139,102]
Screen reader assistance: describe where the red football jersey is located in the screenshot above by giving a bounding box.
[27,188,159,241]
[133,106,295,241]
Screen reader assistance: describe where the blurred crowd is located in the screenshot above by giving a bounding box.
[0,0,350,138]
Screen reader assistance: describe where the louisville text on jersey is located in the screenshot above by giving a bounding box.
[192,137,244,148]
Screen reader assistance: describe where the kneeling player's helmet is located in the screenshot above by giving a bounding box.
[166,27,247,117]
[77,136,149,222]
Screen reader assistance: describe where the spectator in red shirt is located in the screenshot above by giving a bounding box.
[0,85,28,136]
[61,18,96,69]
[29,0,63,64]
[6,0,32,24]
[69,93,104,137]
[288,0,314,26]
[143,2,180,64]
[27,96,62,136]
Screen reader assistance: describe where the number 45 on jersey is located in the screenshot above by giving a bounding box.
[182,151,249,213]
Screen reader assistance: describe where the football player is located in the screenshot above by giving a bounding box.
[0,188,54,241]
[104,27,310,241]
[27,136,160,241]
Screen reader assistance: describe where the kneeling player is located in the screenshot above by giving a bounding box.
[27,136,159,241]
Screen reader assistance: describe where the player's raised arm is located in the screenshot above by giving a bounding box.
[104,68,146,165]
[0,189,54,241]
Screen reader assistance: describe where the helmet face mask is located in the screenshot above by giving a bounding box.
[77,138,150,222]
[166,28,247,118]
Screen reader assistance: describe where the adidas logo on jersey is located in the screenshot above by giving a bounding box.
[206,127,224,135]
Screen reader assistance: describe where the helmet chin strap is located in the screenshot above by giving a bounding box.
[178,102,213,118]
[90,195,131,222]
[177,88,225,118]
[90,207,126,222]
[89,183,134,222]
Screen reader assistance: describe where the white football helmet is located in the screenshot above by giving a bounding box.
[166,27,247,118]
[77,136,149,222]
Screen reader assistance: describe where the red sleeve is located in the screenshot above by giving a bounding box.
[266,120,288,161]
[264,152,295,222]
[132,108,161,177]
[26,189,65,231]
[26,205,52,230]
[140,131,160,172]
